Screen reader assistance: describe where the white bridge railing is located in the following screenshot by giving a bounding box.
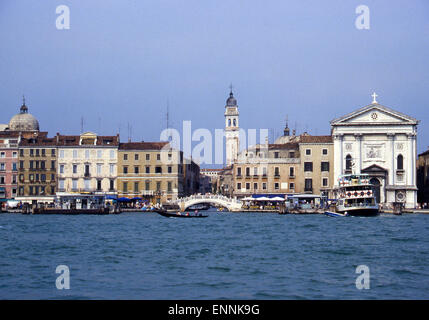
[171,194,242,205]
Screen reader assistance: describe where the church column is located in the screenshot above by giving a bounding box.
[387,133,395,186]
[411,133,417,186]
[355,134,362,173]
[407,133,413,186]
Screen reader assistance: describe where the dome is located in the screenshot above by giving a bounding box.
[226,91,237,106]
[8,101,39,131]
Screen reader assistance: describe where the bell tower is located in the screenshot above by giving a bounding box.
[224,86,239,166]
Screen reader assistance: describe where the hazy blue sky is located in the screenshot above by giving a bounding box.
[1,0,428,164]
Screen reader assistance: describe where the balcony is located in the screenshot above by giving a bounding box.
[236,174,242,179]
[274,174,280,179]
[84,172,91,177]
[289,175,295,179]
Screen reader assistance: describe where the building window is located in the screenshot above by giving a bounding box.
[145,181,150,190]
[157,154,161,161]
[237,183,241,190]
[124,154,128,161]
[146,154,150,161]
[12,152,17,158]
[167,181,172,192]
[97,164,102,175]
[41,174,46,182]
[246,183,250,190]
[322,178,328,187]
[0,163,5,171]
[72,179,78,190]
[110,179,114,190]
[20,149,24,157]
[322,149,328,155]
[110,150,115,159]
[72,164,78,174]
[274,183,279,190]
[345,154,352,171]
[304,162,313,172]
[59,164,64,174]
[134,182,139,193]
[274,152,279,159]
[85,150,90,159]
[290,182,295,190]
[305,179,313,192]
[97,150,103,159]
[289,167,295,177]
[155,166,162,174]
[305,149,311,155]
[289,151,295,158]
[0,176,4,184]
[110,164,115,175]
[51,149,56,157]
[59,150,65,158]
[73,150,78,159]
[262,183,267,190]
[123,182,128,192]
[123,166,128,174]
[146,166,150,174]
[41,149,46,157]
[321,162,330,172]
[156,182,161,191]
[397,154,404,170]
[274,167,280,176]
[168,166,172,173]
[253,167,258,176]
[12,175,17,184]
[237,167,242,176]
[253,183,258,190]
[20,160,24,169]
[135,154,139,161]
[51,160,56,170]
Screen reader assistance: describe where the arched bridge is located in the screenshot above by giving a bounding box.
[171,194,243,212]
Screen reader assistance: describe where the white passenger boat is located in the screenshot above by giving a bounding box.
[334,174,379,216]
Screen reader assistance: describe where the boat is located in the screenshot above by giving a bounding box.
[334,174,379,216]
[324,211,348,217]
[154,209,208,218]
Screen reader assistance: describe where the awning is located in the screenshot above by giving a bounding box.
[117,197,131,202]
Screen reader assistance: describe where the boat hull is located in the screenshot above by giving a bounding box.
[337,208,379,216]
[154,209,208,218]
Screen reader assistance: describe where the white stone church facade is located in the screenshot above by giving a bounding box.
[331,95,419,209]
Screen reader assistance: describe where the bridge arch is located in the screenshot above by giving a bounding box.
[171,195,243,212]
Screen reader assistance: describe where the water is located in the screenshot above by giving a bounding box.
[1,209,429,299]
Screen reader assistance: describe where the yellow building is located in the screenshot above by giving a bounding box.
[117,142,200,204]
[297,135,334,197]
[233,142,301,197]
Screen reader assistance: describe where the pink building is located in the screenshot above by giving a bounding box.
[0,132,20,200]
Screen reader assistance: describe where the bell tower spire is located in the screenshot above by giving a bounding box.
[224,85,239,166]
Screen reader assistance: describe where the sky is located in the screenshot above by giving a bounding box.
[1,0,428,166]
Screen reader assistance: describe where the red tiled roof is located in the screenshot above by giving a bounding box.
[299,135,333,144]
[119,142,170,150]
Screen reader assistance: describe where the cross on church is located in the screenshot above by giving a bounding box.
[371,92,378,104]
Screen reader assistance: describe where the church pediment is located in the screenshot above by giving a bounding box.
[331,103,418,126]
[362,164,387,173]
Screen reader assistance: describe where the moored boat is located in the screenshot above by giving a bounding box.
[334,174,379,216]
[154,209,208,218]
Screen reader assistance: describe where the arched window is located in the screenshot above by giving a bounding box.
[397,154,404,170]
[345,154,352,170]
[228,119,231,126]
[233,119,236,126]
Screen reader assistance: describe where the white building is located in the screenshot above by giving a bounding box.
[331,93,419,209]
[225,89,239,166]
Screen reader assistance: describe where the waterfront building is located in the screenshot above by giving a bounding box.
[117,142,200,203]
[232,141,301,198]
[225,89,240,166]
[200,168,222,193]
[16,132,57,204]
[331,93,419,209]
[417,149,429,206]
[0,132,20,201]
[56,132,119,197]
[297,135,334,197]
